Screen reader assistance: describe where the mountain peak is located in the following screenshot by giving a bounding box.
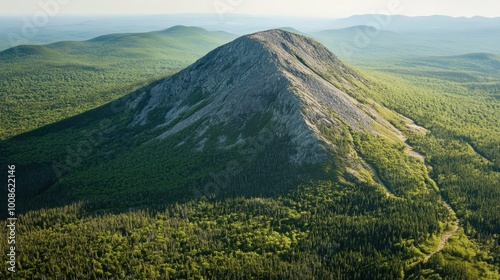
[126,30,391,164]
[161,25,208,34]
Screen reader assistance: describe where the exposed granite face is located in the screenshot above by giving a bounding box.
[128,30,380,164]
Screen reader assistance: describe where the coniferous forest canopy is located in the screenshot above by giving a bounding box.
[0,13,499,280]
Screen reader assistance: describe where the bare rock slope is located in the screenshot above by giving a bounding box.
[128,30,402,164]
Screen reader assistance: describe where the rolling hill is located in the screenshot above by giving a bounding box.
[328,15,500,32]
[0,26,236,139]
[303,15,500,65]
[313,26,421,63]
[404,53,500,76]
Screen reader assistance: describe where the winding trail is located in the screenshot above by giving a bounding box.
[405,144,460,267]
[357,101,461,267]
[423,201,459,262]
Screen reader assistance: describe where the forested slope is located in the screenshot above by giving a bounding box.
[0,26,235,139]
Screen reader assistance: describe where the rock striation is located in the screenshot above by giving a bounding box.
[128,30,389,164]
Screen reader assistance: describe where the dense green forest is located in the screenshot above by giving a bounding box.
[359,56,500,278]
[0,26,235,139]
[1,107,484,279]
[1,29,499,278]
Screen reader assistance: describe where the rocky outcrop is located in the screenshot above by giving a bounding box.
[128,30,389,164]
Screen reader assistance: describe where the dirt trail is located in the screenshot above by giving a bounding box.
[405,195,459,272]
[405,144,426,162]
[399,136,460,266]
[406,146,459,261]
[359,104,459,265]
[424,202,459,262]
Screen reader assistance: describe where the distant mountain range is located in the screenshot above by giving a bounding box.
[327,14,500,32]
[1,14,499,50]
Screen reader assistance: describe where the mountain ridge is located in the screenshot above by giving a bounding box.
[124,29,404,165]
[1,29,477,279]
[2,29,426,205]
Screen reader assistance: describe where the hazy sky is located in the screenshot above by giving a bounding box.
[1,0,499,18]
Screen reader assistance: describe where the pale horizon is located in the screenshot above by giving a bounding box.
[0,13,499,20]
[1,0,500,18]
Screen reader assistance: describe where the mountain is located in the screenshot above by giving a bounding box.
[0,15,244,51]
[2,30,498,279]
[276,27,308,35]
[312,26,419,63]
[312,16,500,66]
[0,26,236,139]
[329,15,500,32]
[415,53,500,73]
[127,29,380,164]
[5,29,430,203]
[312,27,500,67]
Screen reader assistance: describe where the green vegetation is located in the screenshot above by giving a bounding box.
[0,177,461,279]
[0,122,459,278]
[353,132,431,197]
[0,28,499,278]
[0,26,235,139]
[407,230,499,279]
[355,55,500,279]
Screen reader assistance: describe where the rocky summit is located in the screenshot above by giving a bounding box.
[126,29,401,165]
